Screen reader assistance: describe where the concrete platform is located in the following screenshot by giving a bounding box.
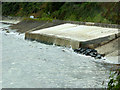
[25,23,119,49]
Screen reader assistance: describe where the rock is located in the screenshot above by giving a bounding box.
[74,48,103,59]
[74,48,81,53]
[5,28,8,30]
[74,49,79,52]
[91,49,97,52]
[81,50,87,54]
[101,54,105,57]
[95,54,102,59]
[86,49,92,53]
[84,52,90,55]
[62,49,65,52]
[103,58,106,60]
[6,30,10,33]
[93,52,98,55]
[85,49,93,55]
[89,52,97,57]
[80,48,86,53]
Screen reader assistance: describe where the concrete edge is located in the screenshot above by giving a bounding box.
[81,32,120,49]
[25,32,120,49]
[25,32,80,49]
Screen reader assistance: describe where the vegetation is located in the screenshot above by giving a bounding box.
[108,69,120,89]
[2,2,120,24]
[2,2,120,89]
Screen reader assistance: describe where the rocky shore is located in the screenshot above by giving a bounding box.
[74,48,105,59]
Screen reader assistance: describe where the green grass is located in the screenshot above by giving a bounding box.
[23,17,53,22]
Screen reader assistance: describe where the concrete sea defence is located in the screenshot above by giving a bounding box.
[25,23,120,49]
[1,19,119,64]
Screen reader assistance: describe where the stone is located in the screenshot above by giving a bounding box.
[74,48,82,53]
[1,28,4,31]
[86,49,92,53]
[101,54,105,57]
[6,30,10,33]
[91,49,97,52]
[81,50,87,54]
[89,52,97,57]
[62,49,65,52]
[74,48,104,59]
[80,48,86,53]
[5,28,8,30]
[84,51,90,56]
[95,54,102,59]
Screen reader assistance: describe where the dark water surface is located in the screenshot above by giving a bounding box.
[1,22,110,88]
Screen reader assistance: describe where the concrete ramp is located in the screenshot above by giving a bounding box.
[25,23,119,49]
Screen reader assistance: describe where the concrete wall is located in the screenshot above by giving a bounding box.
[25,31,120,49]
[80,34,119,49]
[25,21,120,49]
[25,32,80,49]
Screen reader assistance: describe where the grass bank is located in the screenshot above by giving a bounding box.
[2,2,120,24]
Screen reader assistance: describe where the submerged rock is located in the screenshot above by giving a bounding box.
[5,28,8,30]
[62,49,65,52]
[74,48,82,53]
[89,52,97,57]
[95,54,102,59]
[6,30,10,33]
[1,28,4,31]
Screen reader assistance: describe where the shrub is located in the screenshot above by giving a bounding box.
[108,69,120,89]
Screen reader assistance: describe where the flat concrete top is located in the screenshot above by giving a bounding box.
[31,23,119,41]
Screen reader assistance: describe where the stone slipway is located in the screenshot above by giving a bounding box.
[25,23,120,49]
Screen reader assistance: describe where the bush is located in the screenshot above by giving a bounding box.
[2,2,119,24]
[108,69,120,89]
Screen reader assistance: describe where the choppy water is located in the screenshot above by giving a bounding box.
[1,22,111,88]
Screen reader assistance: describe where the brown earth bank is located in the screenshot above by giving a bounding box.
[10,19,119,59]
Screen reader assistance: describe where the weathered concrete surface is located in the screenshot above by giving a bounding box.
[25,23,119,49]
